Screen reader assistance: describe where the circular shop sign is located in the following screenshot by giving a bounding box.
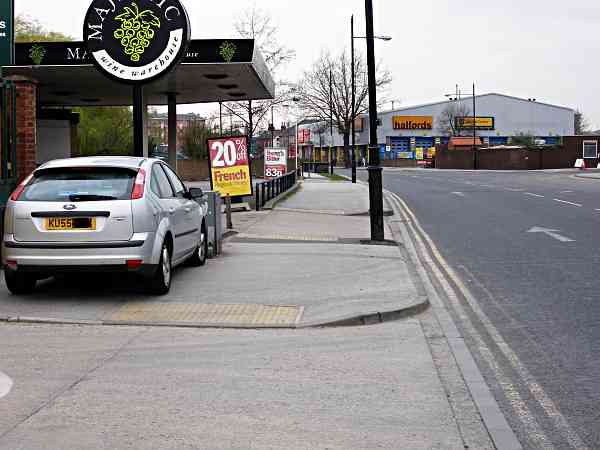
[84,0,190,84]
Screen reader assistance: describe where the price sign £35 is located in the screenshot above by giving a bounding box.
[208,136,252,197]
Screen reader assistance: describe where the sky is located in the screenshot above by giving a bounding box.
[14,0,600,129]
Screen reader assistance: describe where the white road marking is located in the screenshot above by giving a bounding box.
[527,226,575,243]
[559,190,574,194]
[525,192,545,198]
[388,192,551,449]
[451,192,465,197]
[388,191,590,450]
[553,199,582,207]
[506,188,525,192]
[0,371,13,399]
[480,184,492,188]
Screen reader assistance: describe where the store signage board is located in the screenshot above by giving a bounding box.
[264,147,287,179]
[0,0,14,68]
[14,40,253,66]
[83,0,190,84]
[208,136,252,197]
[456,116,495,130]
[393,116,433,130]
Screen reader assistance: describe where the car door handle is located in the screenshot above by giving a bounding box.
[168,208,176,215]
[184,208,191,213]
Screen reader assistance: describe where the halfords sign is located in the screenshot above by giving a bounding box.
[84,0,190,84]
[392,116,433,130]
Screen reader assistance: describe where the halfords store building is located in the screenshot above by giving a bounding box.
[299,93,575,164]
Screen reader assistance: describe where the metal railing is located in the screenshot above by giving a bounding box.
[255,171,297,211]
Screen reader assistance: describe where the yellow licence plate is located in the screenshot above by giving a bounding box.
[46,217,96,231]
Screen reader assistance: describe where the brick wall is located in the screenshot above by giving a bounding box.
[15,81,37,181]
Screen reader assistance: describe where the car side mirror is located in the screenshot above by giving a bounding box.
[188,187,204,199]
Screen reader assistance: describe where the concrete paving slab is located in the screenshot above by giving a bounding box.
[0,321,466,450]
[278,180,370,213]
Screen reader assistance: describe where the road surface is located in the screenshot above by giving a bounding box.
[347,167,600,450]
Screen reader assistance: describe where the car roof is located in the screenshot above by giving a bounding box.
[38,156,153,171]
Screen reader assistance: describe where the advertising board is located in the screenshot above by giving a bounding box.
[0,0,13,68]
[393,116,433,130]
[264,147,287,179]
[83,0,191,84]
[208,136,252,197]
[456,116,495,130]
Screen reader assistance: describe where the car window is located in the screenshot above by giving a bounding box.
[162,165,186,197]
[151,164,174,198]
[20,167,136,202]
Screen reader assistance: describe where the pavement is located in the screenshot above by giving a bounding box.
[0,172,522,449]
[0,175,424,327]
[342,166,600,450]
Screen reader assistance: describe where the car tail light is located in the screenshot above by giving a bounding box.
[5,260,17,270]
[131,168,146,200]
[9,172,34,201]
[127,259,143,269]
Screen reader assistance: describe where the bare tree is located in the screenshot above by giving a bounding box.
[437,102,472,136]
[574,109,591,135]
[295,50,392,162]
[220,6,296,139]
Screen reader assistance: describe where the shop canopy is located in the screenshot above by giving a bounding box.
[2,39,275,106]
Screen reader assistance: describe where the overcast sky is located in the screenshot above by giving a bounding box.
[15,0,600,128]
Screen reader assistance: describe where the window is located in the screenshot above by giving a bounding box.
[21,167,136,202]
[162,165,186,196]
[583,141,598,159]
[151,164,174,198]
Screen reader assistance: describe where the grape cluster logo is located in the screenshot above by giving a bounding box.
[114,3,160,62]
[29,44,46,65]
[84,0,190,84]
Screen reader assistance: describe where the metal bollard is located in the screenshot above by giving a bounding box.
[255,184,260,211]
[225,194,233,230]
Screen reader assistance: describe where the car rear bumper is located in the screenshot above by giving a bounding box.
[2,232,157,269]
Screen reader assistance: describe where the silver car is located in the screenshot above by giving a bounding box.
[2,156,208,295]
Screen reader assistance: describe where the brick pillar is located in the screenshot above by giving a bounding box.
[15,80,37,181]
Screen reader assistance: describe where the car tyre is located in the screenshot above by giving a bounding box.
[5,270,37,295]
[187,222,208,267]
[148,242,171,295]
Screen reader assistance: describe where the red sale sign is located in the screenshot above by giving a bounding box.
[208,136,252,197]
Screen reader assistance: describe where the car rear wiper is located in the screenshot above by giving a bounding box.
[68,194,118,202]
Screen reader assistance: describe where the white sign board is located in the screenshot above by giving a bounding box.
[264,147,287,179]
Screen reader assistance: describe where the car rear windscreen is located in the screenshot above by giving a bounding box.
[20,167,137,202]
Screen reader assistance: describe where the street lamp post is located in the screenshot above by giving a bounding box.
[351,15,357,184]
[364,0,385,241]
[351,16,392,190]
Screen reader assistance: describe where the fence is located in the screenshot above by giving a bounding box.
[255,171,297,211]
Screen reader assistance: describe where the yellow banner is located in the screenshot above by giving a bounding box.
[393,116,433,130]
[457,116,494,130]
[211,165,252,197]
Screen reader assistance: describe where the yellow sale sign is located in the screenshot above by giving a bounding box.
[208,136,252,197]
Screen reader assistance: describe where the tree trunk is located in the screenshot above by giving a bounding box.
[343,132,350,168]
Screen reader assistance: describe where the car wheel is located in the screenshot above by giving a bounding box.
[148,242,171,295]
[187,222,208,267]
[5,270,37,295]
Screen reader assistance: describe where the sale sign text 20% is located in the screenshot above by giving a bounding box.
[208,136,252,197]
